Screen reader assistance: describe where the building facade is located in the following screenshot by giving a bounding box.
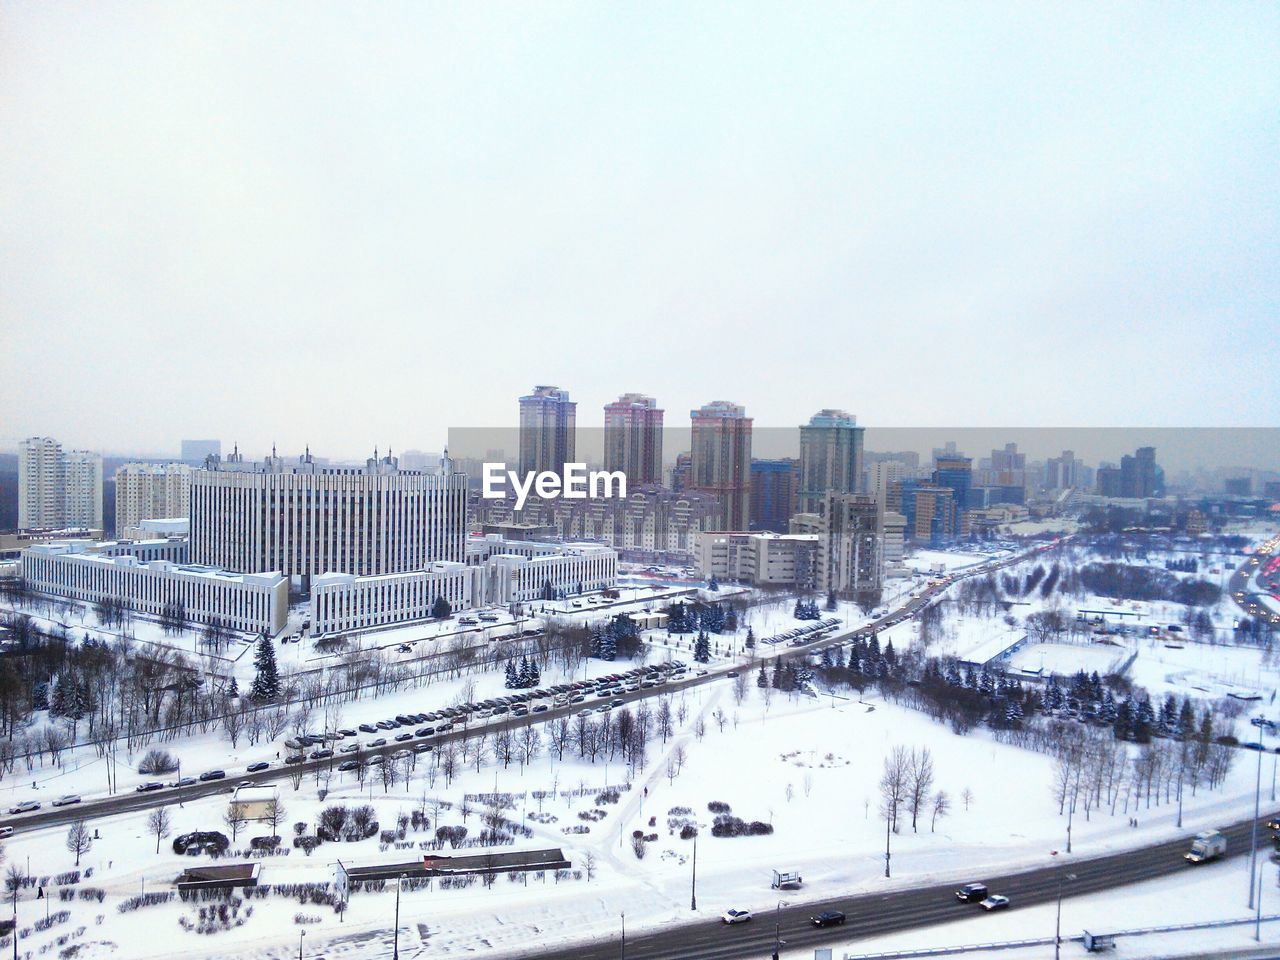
[603,393,664,486]
[18,437,103,532]
[689,401,752,531]
[115,462,191,534]
[518,386,576,480]
[696,531,817,588]
[798,409,864,513]
[190,450,468,586]
[749,458,799,533]
[22,541,287,634]
[816,492,883,605]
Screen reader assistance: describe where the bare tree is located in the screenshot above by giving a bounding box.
[583,851,597,882]
[930,790,950,832]
[906,747,935,832]
[148,806,173,853]
[264,797,288,837]
[878,745,910,834]
[961,786,974,811]
[66,820,93,866]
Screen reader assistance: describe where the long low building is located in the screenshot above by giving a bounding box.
[22,541,288,635]
[696,531,818,587]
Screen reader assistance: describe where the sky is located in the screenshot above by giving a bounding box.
[1,1,1277,461]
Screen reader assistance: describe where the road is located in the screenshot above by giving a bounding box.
[515,813,1272,960]
[1229,534,1280,627]
[0,540,1059,835]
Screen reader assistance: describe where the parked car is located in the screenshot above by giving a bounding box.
[358,723,377,734]
[0,827,13,839]
[980,895,1011,912]
[368,738,387,747]
[198,770,226,782]
[955,883,988,903]
[339,743,360,754]
[246,762,270,773]
[811,910,846,927]
[135,782,164,793]
[413,742,433,754]
[720,909,752,924]
[337,759,361,772]
[51,795,82,807]
[309,748,334,760]
[283,754,305,765]
[7,801,40,814]
[168,776,197,788]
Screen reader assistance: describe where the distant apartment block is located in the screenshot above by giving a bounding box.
[1096,446,1159,499]
[518,385,576,479]
[696,530,817,588]
[115,462,191,534]
[603,393,663,486]
[749,458,799,533]
[798,409,863,512]
[18,437,103,532]
[689,400,752,531]
[816,492,883,605]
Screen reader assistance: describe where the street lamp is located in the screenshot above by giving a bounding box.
[393,873,406,960]
[297,929,305,960]
[690,829,698,911]
[1051,851,1075,960]
[620,911,625,960]
[772,900,789,960]
[1250,714,1264,910]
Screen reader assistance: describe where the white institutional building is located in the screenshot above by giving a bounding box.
[18,437,103,532]
[21,447,618,639]
[189,448,468,587]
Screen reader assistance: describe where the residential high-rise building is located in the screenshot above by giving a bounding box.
[990,443,1026,488]
[689,401,752,531]
[866,459,910,506]
[749,458,799,533]
[894,480,959,544]
[670,452,693,492]
[933,456,974,512]
[518,386,576,480]
[603,393,664,486]
[181,439,221,463]
[190,449,468,587]
[115,462,192,534]
[815,492,883,605]
[798,409,864,513]
[18,437,103,532]
[1097,446,1160,499]
[1045,450,1082,490]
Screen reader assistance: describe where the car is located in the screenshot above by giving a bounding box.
[532,704,549,713]
[367,755,385,766]
[413,742,433,754]
[721,909,752,924]
[51,794,82,807]
[358,723,377,734]
[394,732,414,742]
[339,742,360,753]
[727,671,739,678]
[0,827,13,839]
[168,776,197,788]
[396,714,415,725]
[199,769,226,782]
[339,728,357,737]
[309,748,334,760]
[611,698,625,708]
[337,759,361,772]
[136,782,164,793]
[7,801,40,814]
[368,738,387,747]
[246,762,270,773]
[811,910,846,927]
[955,883,988,903]
[416,727,435,737]
[284,754,305,765]
[980,895,1010,911]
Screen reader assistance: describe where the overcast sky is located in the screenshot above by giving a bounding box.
[1,2,1277,460]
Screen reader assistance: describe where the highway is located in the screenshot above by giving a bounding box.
[0,540,1058,836]
[1229,534,1280,626]
[515,814,1271,960]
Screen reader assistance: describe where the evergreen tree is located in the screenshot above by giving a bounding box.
[832,645,845,669]
[825,590,837,612]
[771,658,783,689]
[693,631,711,664]
[431,596,452,619]
[757,665,768,688]
[226,675,239,699]
[744,627,755,650]
[708,575,720,592]
[251,634,281,702]
[505,660,519,689]
[820,647,834,669]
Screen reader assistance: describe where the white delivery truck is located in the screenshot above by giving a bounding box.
[1185,830,1227,864]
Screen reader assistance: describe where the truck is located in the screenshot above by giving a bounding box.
[1185,830,1227,864]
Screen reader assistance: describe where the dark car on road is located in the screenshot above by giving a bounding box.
[955,883,988,903]
[309,748,334,760]
[136,781,164,793]
[811,910,846,927]
[198,770,226,782]
[246,762,270,773]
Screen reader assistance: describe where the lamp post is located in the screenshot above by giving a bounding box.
[772,900,789,960]
[884,810,892,878]
[620,911,625,960]
[1250,715,1264,910]
[1051,851,1075,960]
[690,830,698,911]
[393,873,406,960]
[297,929,304,960]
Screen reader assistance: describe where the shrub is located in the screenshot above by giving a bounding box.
[137,749,179,775]
[707,801,731,814]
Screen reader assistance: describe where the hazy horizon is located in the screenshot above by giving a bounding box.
[3,3,1277,456]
